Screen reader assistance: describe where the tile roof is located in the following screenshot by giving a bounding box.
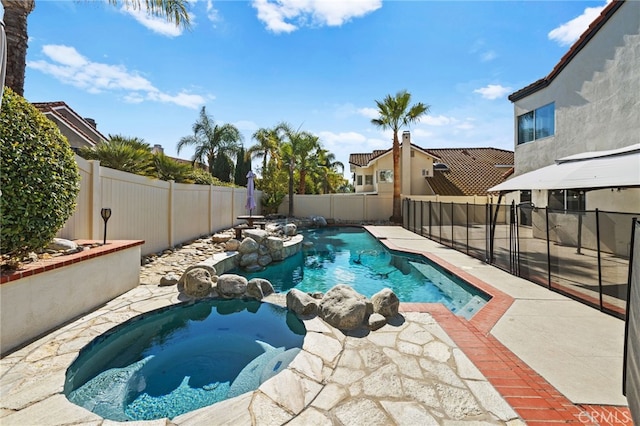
[423,148,514,196]
[32,101,108,145]
[509,0,624,102]
[349,145,440,167]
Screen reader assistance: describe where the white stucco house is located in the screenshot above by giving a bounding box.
[491,0,640,213]
[32,101,107,153]
[349,131,514,197]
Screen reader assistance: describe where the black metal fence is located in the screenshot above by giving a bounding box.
[403,198,637,319]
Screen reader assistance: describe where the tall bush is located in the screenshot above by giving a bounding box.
[0,87,80,260]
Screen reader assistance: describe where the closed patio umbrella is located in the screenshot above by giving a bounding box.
[245,170,257,216]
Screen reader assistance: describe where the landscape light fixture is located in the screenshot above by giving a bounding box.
[101,208,112,245]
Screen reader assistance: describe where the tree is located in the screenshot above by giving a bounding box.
[78,134,155,176]
[176,106,243,177]
[315,148,345,194]
[278,123,320,216]
[153,153,194,183]
[371,90,429,223]
[234,147,251,186]
[2,0,191,96]
[248,127,279,176]
[1,87,80,262]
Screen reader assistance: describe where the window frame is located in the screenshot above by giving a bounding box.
[364,174,373,185]
[517,102,555,145]
[378,170,393,183]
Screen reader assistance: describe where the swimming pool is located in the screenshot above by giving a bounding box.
[64,299,305,421]
[236,227,490,318]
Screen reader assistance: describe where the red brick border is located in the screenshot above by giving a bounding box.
[1,240,144,285]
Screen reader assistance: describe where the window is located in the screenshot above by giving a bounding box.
[517,103,555,144]
[356,175,363,185]
[365,175,373,185]
[379,170,393,183]
[548,189,585,211]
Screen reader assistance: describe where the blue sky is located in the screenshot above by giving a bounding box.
[6,0,610,178]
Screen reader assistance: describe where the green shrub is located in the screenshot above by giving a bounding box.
[261,192,285,215]
[0,87,80,260]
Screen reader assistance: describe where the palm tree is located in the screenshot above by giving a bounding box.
[78,134,155,175]
[248,127,279,175]
[1,0,191,96]
[315,148,345,194]
[278,123,320,215]
[176,106,243,179]
[371,90,430,223]
[153,153,194,183]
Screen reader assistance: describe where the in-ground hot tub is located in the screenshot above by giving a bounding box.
[64,299,306,421]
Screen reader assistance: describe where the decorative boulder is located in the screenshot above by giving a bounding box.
[225,239,240,251]
[368,313,387,331]
[258,255,273,267]
[319,284,368,330]
[249,278,274,297]
[244,229,269,244]
[182,268,213,298]
[211,233,232,243]
[159,273,180,287]
[284,223,297,236]
[217,274,248,299]
[311,216,327,227]
[287,289,319,316]
[240,252,259,267]
[46,238,78,253]
[371,288,400,318]
[238,237,259,254]
[245,280,264,300]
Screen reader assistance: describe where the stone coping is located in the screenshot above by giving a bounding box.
[0,240,145,285]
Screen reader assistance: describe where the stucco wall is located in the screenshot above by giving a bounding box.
[0,243,141,354]
[513,0,640,175]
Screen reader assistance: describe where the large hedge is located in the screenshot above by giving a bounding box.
[1,87,80,260]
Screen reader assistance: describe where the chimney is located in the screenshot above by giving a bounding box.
[152,144,164,154]
[84,117,97,128]
[402,130,411,145]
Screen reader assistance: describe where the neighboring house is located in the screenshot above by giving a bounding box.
[349,131,514,196]
[491,0,640,213]
[33,101,107,153]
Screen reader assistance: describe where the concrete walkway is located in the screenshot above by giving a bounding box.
[366,226,627,406]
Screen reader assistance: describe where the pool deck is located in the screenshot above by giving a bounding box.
[0,226,632,425]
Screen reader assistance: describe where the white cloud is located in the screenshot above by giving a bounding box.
[470,39,497,63]
[318,130,367,146]
[357,107,379,119]
[206,0,221,24]
[473,84,512,100]
[120,6,185,37]
[252,0,381,33]
[421,114,455,126]
[28,45,205,109]
[548,1,609,46]
[481,50,497,62]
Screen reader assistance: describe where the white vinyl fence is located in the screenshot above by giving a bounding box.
[58,156,262,256]
[278,193,393,221]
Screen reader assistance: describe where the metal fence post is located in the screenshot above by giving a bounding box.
[420,201,424,236]
[451,202,455,248]
[546,207,552,290]
[439,202,443,243]
[428,201,432,238]
[596,208,603,311]
[466,202,469,255]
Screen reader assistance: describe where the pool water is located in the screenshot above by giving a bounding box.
[64,299,305,421]
[237,227,489,318]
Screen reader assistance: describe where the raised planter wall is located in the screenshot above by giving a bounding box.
[0,240,143,355]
